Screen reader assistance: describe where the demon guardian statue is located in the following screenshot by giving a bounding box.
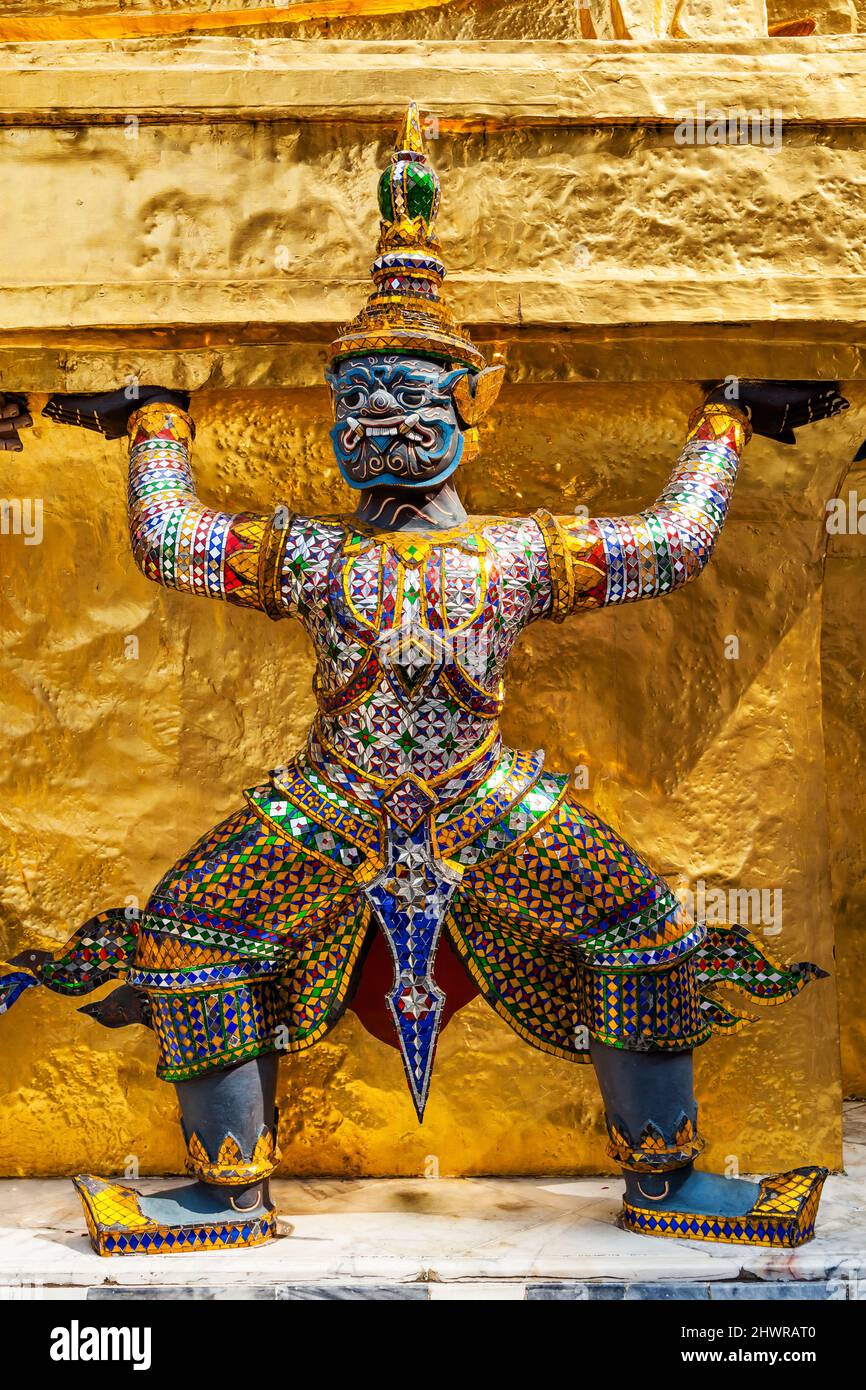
[0,107,845,1256]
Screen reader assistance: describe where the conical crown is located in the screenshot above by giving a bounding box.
[329,104,485,371]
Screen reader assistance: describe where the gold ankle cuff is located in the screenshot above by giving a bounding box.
[185,1128,280,1186]
[606,1114,704,1174]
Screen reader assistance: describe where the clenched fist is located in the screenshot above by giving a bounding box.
[0,394,33,452]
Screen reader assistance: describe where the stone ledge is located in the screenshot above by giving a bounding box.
[3,323,866,393]
[2,37,866,125]
[1,276,864,340]
[1,1104,863,1301]
[77,1278,857,1299]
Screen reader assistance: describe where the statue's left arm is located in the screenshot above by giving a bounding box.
[533,401,748,615]
[533,383,847,618]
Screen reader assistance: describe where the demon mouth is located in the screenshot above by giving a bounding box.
[340,413,437,452]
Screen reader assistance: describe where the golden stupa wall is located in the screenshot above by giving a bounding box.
[0,1,863,1178]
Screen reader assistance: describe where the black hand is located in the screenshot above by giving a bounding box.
[706,379,848,445]
[42,386,191,441]
[0,393,34,452]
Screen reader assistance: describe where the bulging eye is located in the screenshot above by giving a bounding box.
[339,388,366,411]
[397,388,426,409]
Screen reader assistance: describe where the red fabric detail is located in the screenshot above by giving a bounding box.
[691,415,742,449]
[584,521,608,603]
[131,424,181,447]
[349,924,479,1050]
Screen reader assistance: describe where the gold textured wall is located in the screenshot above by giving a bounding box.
[1,16,864,1176]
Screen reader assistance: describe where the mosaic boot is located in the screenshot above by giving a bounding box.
[591,1041,828,1248]
[73,1054,280,1256]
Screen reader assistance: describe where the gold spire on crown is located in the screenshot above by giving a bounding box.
[329,103,486,371]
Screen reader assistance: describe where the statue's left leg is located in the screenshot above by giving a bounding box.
[448,789,831,1248]
[592,1038,828,1247]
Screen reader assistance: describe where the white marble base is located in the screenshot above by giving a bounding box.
[2,1105,865,1300]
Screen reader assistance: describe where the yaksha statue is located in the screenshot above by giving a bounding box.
[0,106,847,1257]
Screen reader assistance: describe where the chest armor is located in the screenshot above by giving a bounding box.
[314,528,503,718]
[256,521,563,1118]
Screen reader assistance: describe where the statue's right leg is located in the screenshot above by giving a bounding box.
[73,1038,283,1257]
[140,1052,279,1222]
[70,788,365,1256]
[7,788,364,1254]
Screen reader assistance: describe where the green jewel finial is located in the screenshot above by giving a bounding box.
[377,102,440,226]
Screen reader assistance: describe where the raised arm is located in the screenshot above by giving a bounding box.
[535,381,847,619]
[126,400,285,614]
[37,388,294,618]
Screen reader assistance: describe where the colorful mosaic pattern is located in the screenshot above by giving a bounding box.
[542,406,750,616]
[697,923,827,1004]
[73,1175,275,1257]
[127,402,283,608]
[0,910,138,1014]
[1,785,823,1100]
[138,919,371,1082]
[445,794,820,1066]
[0,971,39,1014]
[132,786,725,1099]
[448,905,710,1062]
[365,817,463,1117]
[606,1114,704,1173]
[330,103,485,371]
[55,119,771,1112]
[621,1166,828,1247]
[148,982,282,1082]
[455,793,700,965]
[121,399,749,807]
[579,960,708,1051]
[14,909,136,993]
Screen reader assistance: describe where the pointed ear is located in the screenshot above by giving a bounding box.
[451,364,506,426]
[439,367,470,395]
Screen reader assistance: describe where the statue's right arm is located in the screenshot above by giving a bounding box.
[126,399,292,617]
[32,386,316,617]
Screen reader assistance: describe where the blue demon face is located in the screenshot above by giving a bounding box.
[326,355,469,489]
